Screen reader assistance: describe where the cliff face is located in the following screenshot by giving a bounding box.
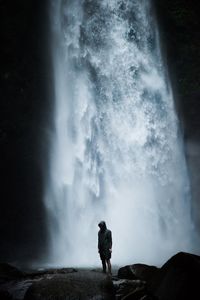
[0,0,50,262]
[153,0,200,232]
[154,0,200,139]
[0,0,200,262]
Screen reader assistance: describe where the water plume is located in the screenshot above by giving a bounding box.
[45,0,195,267]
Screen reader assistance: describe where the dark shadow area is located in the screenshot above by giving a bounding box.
[0,0,52,264]
[153,0,200,236]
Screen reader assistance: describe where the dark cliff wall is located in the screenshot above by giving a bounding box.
[153,0,200,233]
[0,0,51,264]
[0,0,200,263]
[153,0,200,139]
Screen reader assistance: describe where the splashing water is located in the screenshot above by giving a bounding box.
[45,0,194,267]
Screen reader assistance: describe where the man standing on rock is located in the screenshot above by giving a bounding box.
[98,221,112,275]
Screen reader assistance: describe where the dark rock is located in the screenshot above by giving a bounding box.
[0,278,33,300]
[153,0,200,237]
[116,252,200,299]
[118,264,158,282]
[0,263,24,280]
[100,276,115,295]
[24,270,115,300]
[139,296,158,300]
[148,252,200,300]
[0,267,77,300]
[117,264,158,299]
[0,289,12,299]
[0,0,50,264]
[53,268,77,274]
[153,0,200,139]
[26,267,77,278]
[113,279,146,300]
[121,286,146,300]
[118,266,137,280]
[129,265,158,283]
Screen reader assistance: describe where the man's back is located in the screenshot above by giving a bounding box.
[98,228,112,251]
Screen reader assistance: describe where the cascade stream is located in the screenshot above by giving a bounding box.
[45,0,194,266]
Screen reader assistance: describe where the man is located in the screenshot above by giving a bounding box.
[98,221,112,275]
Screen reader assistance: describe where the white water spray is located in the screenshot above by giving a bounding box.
[45,0,194,267]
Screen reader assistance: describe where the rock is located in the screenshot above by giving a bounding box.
[0,290,13,299]
[24,270,115,300]
[118,266,138,280]
[114,279,146,292]
[0,263,24,280]
[139,295,157,300]
[0,278,33,300]
[26,267,77,278]
[148,252,200,300]
[113,279,146,300]
[121,286,146,300]
[118,264,158,282]
[116,263,158,299]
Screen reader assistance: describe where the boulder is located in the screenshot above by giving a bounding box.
[139,296,157,300]
[113,279,146,298]
[118,266,138,280]
[26,267,77,278]
[24,270,115,300]
[0,290,12,299]
[0,263,24,280]
[148,252,200,300]
[118,264,158,282]
[121,286,146,300]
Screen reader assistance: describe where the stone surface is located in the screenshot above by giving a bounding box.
[1,253,200,299]
[24,270,114,300]
[115,252,200,300]
[118,264,158,282]
[118,266,138,280]
[0,268,114,300]
[153,0,200,234]
[148,252,200,300]
[113,279,146,300]
[0,263,24,280]
[121,287,147,300]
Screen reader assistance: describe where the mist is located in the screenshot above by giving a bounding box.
[44,0,197,267]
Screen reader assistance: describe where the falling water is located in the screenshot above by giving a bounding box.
[45,0,194,266]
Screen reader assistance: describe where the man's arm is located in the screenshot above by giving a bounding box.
[108,230,112,251]
[98,231,100,252]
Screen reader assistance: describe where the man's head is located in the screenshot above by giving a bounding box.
[98,221,107,231]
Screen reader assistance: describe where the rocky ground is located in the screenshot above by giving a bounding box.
[0,265,115,300]
[1,252,200,300]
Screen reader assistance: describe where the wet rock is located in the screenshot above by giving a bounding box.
[148,252,200,300]
[139,296,157,300]
[24,270,115,300]
[2,252,200,300]
[0,267,114,300]
[121,286,146,300]
[113,279,146,300]
[115,252,200,299]
[118,264,158,282]
[26,268,77,278]
[0,279,33,300]
[118,266,137,280]
[0,263,24,280]
[0,289,13,299]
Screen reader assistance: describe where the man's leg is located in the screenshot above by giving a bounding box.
[106,259,112,275]
[102,258,106,273]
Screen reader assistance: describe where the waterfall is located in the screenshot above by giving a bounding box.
[45,0,194,267]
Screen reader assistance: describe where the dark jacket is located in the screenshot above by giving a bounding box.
[98,221,112,252]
